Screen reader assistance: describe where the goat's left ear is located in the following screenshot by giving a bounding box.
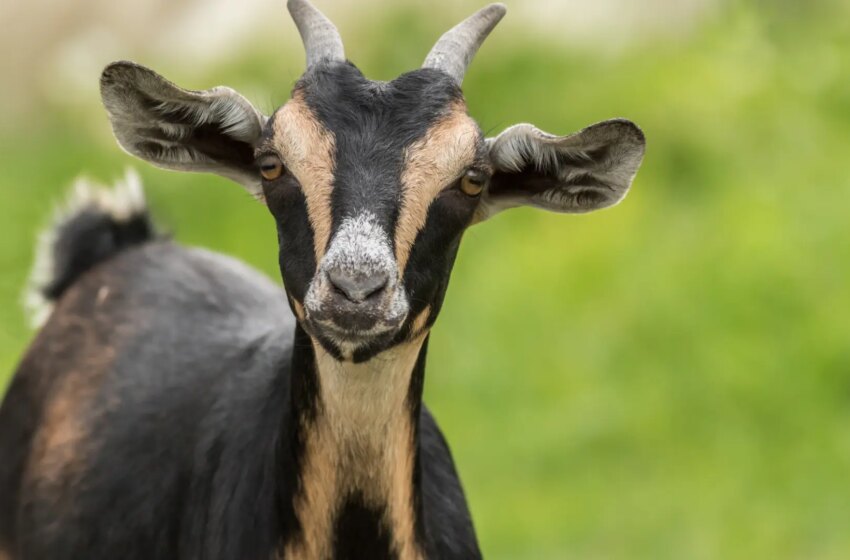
[100,61,267,196]
[476,119,645,221]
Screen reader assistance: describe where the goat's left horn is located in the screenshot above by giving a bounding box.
[422,3,506,85]
[287,0,345,68]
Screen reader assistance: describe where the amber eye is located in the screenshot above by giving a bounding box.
[459,170,487,197]
[258,154,285,181]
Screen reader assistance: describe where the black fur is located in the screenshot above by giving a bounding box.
[333,495,395,559]
[0,240,480,559]
[266,173,317,304]
[40,202,154,302]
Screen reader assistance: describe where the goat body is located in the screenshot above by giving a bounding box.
[0,0,646,557]
[0,192,478,559]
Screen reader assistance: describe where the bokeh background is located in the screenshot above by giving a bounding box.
[2,0,849,557]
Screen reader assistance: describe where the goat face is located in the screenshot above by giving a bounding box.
[258,63,484,359]
[100,0,646,361]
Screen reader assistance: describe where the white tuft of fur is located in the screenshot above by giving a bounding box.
[23,169,148,329]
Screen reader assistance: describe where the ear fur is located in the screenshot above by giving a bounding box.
[478,119,645,221]
[100,61,267,195]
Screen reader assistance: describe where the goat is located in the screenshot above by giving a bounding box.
[0,1,645,558]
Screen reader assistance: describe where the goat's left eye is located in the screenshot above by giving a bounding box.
[258,155,285,181]
[459,170,488,197]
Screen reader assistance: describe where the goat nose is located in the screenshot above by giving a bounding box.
[327,269,389,303]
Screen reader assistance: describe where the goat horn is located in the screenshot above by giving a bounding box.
[422,3,506,85]
[287,0,345,68]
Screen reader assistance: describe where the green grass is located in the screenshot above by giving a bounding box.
[2,1,850,558]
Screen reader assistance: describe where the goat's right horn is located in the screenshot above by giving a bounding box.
[422,3,507,85]
[287,0,345,68]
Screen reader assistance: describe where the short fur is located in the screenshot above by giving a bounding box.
[0,234,479,559]
[2,2,646,557]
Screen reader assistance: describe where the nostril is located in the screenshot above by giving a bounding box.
[327,269,389,303]
[361,277,388,301]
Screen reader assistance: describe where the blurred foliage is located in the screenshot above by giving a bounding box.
[1,0,850,558]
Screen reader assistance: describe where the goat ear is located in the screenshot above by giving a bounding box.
[100,61,267,196]
[476,119,645,221]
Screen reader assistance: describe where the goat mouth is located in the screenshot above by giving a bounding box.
[306,314,404,345]
[303,280,410,348]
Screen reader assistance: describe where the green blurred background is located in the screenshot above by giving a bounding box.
[2,0,849,557]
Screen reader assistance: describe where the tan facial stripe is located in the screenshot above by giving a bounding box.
[395,102,479,274]
[272,92,337,263]
[290,298,305,321]
[410,305,431,337]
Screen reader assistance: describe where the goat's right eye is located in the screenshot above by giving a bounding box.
[259,155,285,181]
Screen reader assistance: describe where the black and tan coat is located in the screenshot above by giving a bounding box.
[0,1,645,558]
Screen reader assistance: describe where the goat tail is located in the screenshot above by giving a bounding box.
[24,169,155,328]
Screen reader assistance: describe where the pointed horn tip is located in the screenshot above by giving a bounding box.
[462,3,507,33]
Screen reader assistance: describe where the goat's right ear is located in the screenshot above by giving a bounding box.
[100,61,267,196]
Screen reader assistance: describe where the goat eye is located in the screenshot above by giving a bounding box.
[258,155,284,181]
[459,170,487,197]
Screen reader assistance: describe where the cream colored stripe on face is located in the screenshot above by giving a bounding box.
[273,92,337,263]
[410,305,431,339]
[395,102,479,274]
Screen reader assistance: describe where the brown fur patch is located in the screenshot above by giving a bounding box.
[290,298,306,322]
[30,387,86,486]
[22,295,119,514]
[282,336,426,560]
[395,102,479,274]
[0,548,12,560]
[272,91,337,263]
